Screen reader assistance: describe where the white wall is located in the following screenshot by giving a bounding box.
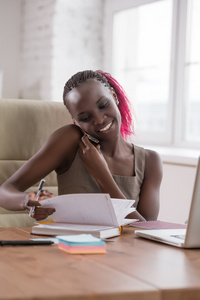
[52,0,104,102]
[19,0,56,100]
[0,0,21,98]
[0,0,104,100]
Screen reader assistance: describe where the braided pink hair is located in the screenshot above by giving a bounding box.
[96,70,134,140]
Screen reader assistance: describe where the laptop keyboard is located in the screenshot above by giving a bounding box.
[171,235,185,240]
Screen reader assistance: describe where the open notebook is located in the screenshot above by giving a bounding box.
[135,156,200,248]
[32,194,136,239]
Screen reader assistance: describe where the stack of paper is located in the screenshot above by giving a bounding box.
[57,234,106,254]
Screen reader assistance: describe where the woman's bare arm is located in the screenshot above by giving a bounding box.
[0,125,82,212]
[136,149,163,220]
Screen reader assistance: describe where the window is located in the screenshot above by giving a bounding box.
[104,0,200,148]
[182,0,200,144]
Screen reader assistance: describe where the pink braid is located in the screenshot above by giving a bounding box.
[96,70,135,140]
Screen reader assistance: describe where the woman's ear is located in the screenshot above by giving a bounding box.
[111,88,119,105]
[72,118,85,136]
[113,92,119,105]
[72,117,78,125]
[73,118,83,131]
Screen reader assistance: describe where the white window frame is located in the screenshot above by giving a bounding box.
[103,0,200,150]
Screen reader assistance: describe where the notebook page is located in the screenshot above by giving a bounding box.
[111,198,135,225]
[40,194,119,226]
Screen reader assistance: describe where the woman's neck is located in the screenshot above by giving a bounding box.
[100,136,132,158]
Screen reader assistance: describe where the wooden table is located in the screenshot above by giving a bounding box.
[0,226,200,300]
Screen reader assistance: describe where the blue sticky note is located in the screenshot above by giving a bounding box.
[56,234,106,246]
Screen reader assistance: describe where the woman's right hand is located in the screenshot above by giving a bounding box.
[27,190,55,221]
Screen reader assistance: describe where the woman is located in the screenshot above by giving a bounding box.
[0,70,162,221]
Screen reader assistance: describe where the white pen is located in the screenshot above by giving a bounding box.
[29,179,45,217]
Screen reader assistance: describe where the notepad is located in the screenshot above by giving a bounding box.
[57,234,106,254]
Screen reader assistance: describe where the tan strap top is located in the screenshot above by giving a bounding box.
[57,144,145,208]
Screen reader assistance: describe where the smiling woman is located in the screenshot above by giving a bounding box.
[63,70,134,140]
[65,79,122,142]
[0,70,163,222]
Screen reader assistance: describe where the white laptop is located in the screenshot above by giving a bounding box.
[135,156,200,248]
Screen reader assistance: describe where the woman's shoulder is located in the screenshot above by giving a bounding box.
[52,123,82,138]
[133,144,162,176]
[144,148,163,178]
[42,124,82,161]
[144,148,161,160]
[133,144,160,161]
[45,124,82,174]
[46,124,82,146]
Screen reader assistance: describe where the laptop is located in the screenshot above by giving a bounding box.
[135,156,200,248]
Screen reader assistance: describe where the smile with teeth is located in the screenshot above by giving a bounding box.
[99,122,112,132]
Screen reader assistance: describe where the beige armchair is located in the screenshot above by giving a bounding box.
[0,99,71,227]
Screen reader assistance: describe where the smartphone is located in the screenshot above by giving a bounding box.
[79,126,99,144]
[85,133,99,144]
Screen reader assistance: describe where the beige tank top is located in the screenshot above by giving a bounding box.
[57,144,145,208]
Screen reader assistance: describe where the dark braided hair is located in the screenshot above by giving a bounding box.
[63,70,110,96]
[63,70,134,140]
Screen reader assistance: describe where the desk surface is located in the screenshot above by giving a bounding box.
[0,226,200,300]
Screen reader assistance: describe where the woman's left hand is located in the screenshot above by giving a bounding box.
[27,190,55,221]
[78,135,110,179]
[29,190,54,201]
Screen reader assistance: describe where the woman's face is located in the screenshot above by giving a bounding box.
[65,79,121,141]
